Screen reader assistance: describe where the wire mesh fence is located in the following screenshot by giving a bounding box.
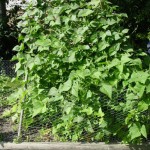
[0,60,17,141]
[0,60,16,77]
[0,60,150,143]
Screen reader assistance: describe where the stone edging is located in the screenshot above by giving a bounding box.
[0,142,150,150]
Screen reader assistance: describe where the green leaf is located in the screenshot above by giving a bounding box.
[129,71,149,84]
[106,30,111,36]
[49,87,58,96]
[17,70,24,77]
[27,62,34,70]
[100,83,112,99]
[98,41,109,51]
[36,39,51,47]
[138,101,149,112]
[91,71,101,79]
[69,51,76,63]
[86,90,92,98]
[72,134,78,141]
[71,80,79,97]
[78,9,93,17]
[13,45,20,51]
[65,107,72,114]
[76,70,85,79]
[129,123,141,140]
[122,29,129,34]
[130,58,142,67]
[73,116,83,123]
[107,58,119,69]
[87,120,94,133]
[109,43,121,56]
[61,79,72,92]
[73,35,82,44]
[32,100,45,117]
[41,104,47,113]
[34,56,41,65]
[88,0,101,8]
[133,82,145,98]
[82,107,93,115]
[114,33,120,40]
[126,93,138,100]
[15,62,21,72]
[82,45,90,50]
[121,53,131,64]
[130,58,142,68]
[76,26,88,35]
[141,125,147,139]
[146,84,150,94]
[97,108,104,117]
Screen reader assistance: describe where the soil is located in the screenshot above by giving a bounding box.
[0,107,53,142]
[0,107,17,142]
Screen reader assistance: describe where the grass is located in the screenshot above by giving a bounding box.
[0,74,22,142]
[0,74,22,106]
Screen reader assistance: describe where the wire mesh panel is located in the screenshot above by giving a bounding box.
[0,60,16,77]
[0,61,150,143]
[19,91,150,143]
[0,60,17,141]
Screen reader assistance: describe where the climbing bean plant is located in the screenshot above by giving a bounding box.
[12,0,150,143]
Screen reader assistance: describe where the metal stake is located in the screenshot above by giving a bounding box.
[18,67,28,139]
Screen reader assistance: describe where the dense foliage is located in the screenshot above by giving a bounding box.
[11,0,150,143]
[0,74,21,115]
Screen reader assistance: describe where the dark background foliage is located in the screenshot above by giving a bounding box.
[110,0,150,49]
[0,0,20,60]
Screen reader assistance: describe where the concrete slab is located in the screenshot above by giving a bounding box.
[0,142,150,150]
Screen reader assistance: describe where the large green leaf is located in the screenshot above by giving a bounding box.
[129,123,141,140]
[48,87,58,96]
[98,41,110,51]
[69,51,76,63]
[61,79,72,92]
[73,116,83,123]
[36,39,51,47]
[138,101,149,112]
[121,53,131,64]
[132,82,145,98]
[82,107,93,115]
[100,83,112,99]
[32,100,46,117]
[129,71,149,84]
[141,125,147,139]
[109,43,121,56]
[15,62,21,72]
[86,90,92,98]
[78,9,93,17]
[71,80,79,97]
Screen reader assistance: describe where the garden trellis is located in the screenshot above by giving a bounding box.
[1,0,150,144]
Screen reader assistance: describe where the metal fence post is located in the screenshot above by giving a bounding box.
[18,66,28,139]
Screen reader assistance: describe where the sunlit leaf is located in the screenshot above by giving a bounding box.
[78,9,93,17]
[100,83,112,99]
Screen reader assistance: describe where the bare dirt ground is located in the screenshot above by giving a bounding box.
[0,107,17,142]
